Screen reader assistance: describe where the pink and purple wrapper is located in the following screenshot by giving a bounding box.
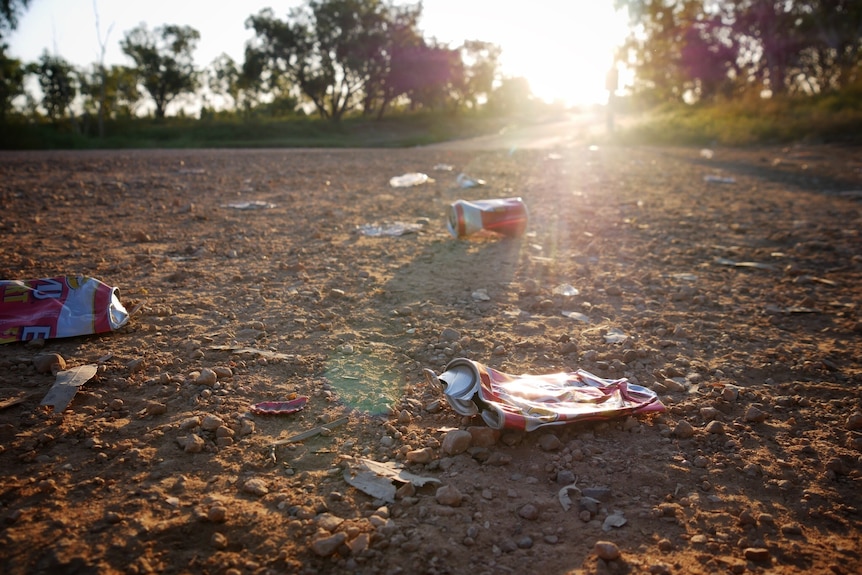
[425,358,665,431]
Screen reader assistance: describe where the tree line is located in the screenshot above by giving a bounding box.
[616,0,862,104]
[0,0,528,132]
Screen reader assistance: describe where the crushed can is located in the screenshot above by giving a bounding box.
[424,358,665,431]
[0,276,129,344]
[446,197,528,238]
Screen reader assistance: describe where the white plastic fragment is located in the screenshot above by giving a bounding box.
[603,328,628,344]
[41,364,99,412]
[471,289,490,301]
[456,173,486,188]
[602,511,627,531]
[559,482,581,511]
[343,458,441,503]
[704,175,735,184]
[553,284,580,296]
[221,201,276,209]
[562,311,590,323]
[389,173,430,187]
[357,222,423,237]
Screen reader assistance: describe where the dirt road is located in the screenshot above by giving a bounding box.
[0,139,860,575]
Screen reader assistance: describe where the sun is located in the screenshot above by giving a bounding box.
[492,3,630,107]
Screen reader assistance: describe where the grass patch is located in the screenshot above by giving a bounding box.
[1,110,510,150]
[615,89,862,147]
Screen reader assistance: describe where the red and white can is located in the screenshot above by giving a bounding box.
[446,197,528,238]
[0,276,129,344]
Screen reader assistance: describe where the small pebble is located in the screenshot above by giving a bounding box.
[846,412,862,431]
[196,368,218,386]
[242,478,269,496]
[538,433,562,451]
[594,540,621,561]
[435,484,463,507]
[673,420,695,438]
[441,430,472,455]
[744,406,768,423]
[33,353,65,375]
[705,420,725,434]
[743,547,770,562]
[309,531,346,556]
[518,504,539,520]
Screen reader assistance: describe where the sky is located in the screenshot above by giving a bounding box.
[6,0,631,107]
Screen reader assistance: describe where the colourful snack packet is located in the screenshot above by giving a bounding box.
[0,276,129,343]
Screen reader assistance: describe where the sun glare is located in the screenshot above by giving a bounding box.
[481,3,630,107]
[423,2,631,107]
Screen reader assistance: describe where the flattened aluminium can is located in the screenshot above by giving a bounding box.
[446,197,528,238]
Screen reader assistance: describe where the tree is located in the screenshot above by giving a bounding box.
[617,0,862,103]
[486,76,532,116]
[458,40,500,108]
[789,0,862,93]
[120,23,200,119]
[207,52,275,115]
[78,64,141,121]
[30,51,79,125]
[678,9,739,101]
[0,41,24,122]
[355,1,423,117]
[729,0,806,95]
[616,0,700,103]
[387,41,464,111]
[0,0,30,38]
[92,0,114,137]
[246,0,428,121]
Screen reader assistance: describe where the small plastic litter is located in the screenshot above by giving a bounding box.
[471,289,490,301]
[389,173,431,187]
[209,345,296,361]
[602,511,628,531]
[558,482,581,511]
[700,149,714,159]
[456,173,486,188]
[704,175,735,184]
[270,416,349,447]
[221,200,276,210]
[447,197,528,238]
[250,396,309,416]
[603,328,628,344]
[0,276,129,344]
[764,304,821,314]
[553,284,580,296]
[670,273,698,282]
[433,163,454,171]
[714,257,776,271]
[343,457,441,503]
[424,358,665,432]
[41,364,98,412]
[358,222,423,237]
[562,311,590,323]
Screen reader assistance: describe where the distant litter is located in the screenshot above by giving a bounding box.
[221,200,276,210]
[358,222,424,237]
[456,173,486,188]
[389,173,432,187]
[704,175,735,184]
